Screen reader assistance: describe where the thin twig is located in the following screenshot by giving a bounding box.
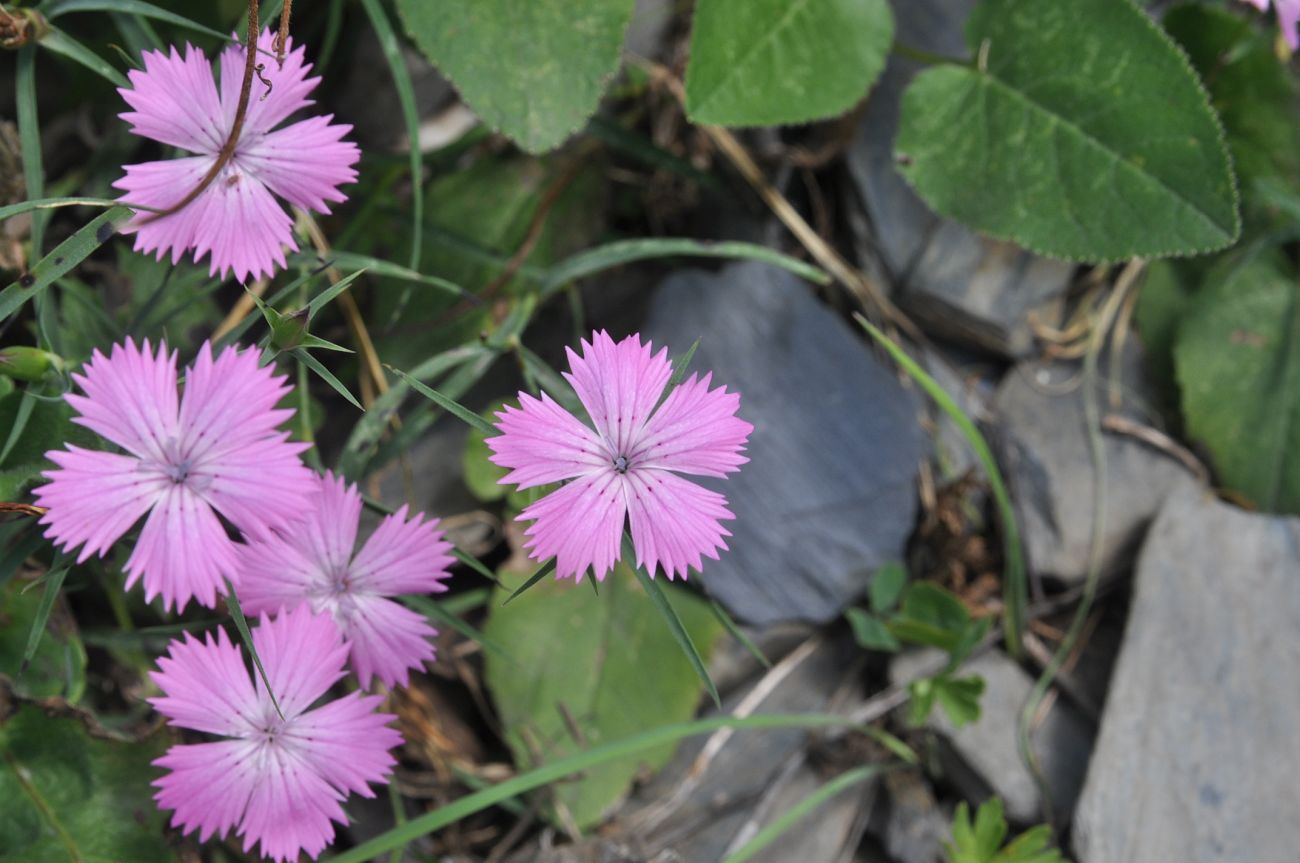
[273,0,293,66]
[140,0,261,225]
[1102,414,1209,484]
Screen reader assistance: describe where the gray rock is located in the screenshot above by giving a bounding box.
[992,346,1192,584]
[1073,486,1300,863]
[880,770,949,863]
[845,0,1073,358]
[890,649,1093,823]
[643,262,923,625]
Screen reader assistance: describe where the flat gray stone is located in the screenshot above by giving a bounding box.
[1074,486,1300,863]
[845,0,1072,358]
[890,649,1092,823]
[643,262,923,625]
[992,347,1192,584]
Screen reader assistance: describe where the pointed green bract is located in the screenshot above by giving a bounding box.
[685,0,893,126]
[895,0,1239,262]
[484,563,723,828]
[1174,254,1300,513]
[394,0,635,153]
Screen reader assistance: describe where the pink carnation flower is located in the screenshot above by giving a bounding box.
[237,471,454,688]
[150,605,401,862]
[1245,0,1300,49]
[34,339,314,611]
[487,330,752,582]
[114,30,359,282]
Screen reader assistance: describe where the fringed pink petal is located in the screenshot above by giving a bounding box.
[238,751,347,863]
[148,627,260,736]
[251,606,349,718]
[562,331,672,453]
[238,115,360,213]
[62,338,179,460]
[336,596,437,688]
[518,469,627,581]
[292,692,402,796]
[118,43,224,153]
[487,391,609,489]
[219,29,318,137]
[153,739,259,843]
[625,469,735,580]
[34,447,165,562]
[124,484,239,612]
[114,156,214,264]
[628,372,753,478]
[348,502,453,596]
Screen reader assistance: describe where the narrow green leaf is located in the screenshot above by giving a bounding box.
[685,0,894,127]
[0,207,134,322]
[41,0,230,40]
[306,269,367,316]
[387,365,497,435]
[394,0,636,153]
[19,563,66,678]
[223,578,284,721]
[0,197,124,222]
[312,251,471,300]
[626,535,721,708]
[502,558,557,605]
[0,390,37,465]
[857,317,1025,657]
[894,0,1239,261]
[294,349,363,411]
[451,547,504,588]
[326,713,859,863]
[404,594,512,661]
[358,0,423,270]
[541,238,829,296]
[16,47,45,256]
[721,766,886,863]
[0,530,45,590]
[710,599,770,668]
[40,29,129,87]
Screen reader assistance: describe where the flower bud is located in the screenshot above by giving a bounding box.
[0,346,64,382]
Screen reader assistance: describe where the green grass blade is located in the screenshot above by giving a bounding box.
[720,766,886,863]
[856,316,1026,657]
[19,561,67,677]
[502,558,557,605]
[0,389,37,464]
[0,207,134,322]
[0,529,46,590]
[223,577,285,720]
[710,599,770,668]
[541,239,830,296]
[299,251,471,300]
[325,713,863,863]
[16,46,45,256]
[625,535,721,708]
[294,349,363,410]
[306,269,367,316]
[387,365,497,435]
[404,594,513,662]
[41,0,230,39]
[0,196,124,221]
[451,547,504,588]
[41,29,129,87]
[358,0,423,271]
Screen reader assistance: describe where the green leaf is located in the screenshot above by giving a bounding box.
[868,561,907,613]
[41,0,230,40]
[685,0,893,127]
[894,0,1239,262]
[394,0,636,152]
[483,562,724,828]
[387,365,496,435]
[943,798,1066,863]
[540,237,830,296]
[1163,3,1300,191]
[0,207,134,322]
[888,583,971,653]
[933,674,985,727]
[40,29,129,87]
[1173,253,1300,512]
[0,391,91,501]
[0,703,170,862]
[846,607,901,652]
[0,576,85,702]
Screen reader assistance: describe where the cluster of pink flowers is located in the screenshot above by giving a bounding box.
[36,339,452,861]
[34,329,750,860]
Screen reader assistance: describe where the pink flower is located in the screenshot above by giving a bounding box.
[34,339,314,611]
[113,30,359,282]
[487,330,752,582]
[150,605,401,863]
[1245,0,1300,49]
[237,472,454,688]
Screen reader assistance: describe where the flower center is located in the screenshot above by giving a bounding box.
[164,458,194,484]
[613,455,629,474]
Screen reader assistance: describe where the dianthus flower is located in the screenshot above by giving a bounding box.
[237,472,454,688]
[34,339,314,611]
[487,331,752,582]
[1245,0,1300,49]
[114,29,359,282]
[150,605,401,863]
